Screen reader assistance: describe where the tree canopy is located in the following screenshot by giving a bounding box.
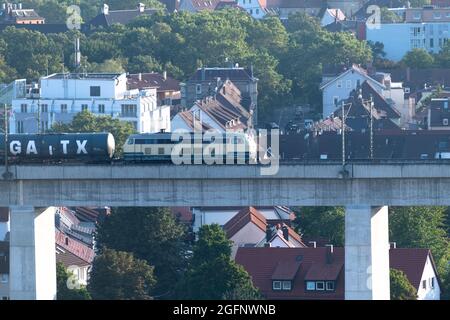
[56,262,91,300]
[390,268,417,300]
[88,249,156,300]
[95,207,189,299]
[177,224,261,300]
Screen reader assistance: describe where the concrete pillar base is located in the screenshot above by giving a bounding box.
[345,205,390,300]
[9,206,57,300]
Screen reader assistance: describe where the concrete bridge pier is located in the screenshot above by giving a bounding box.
[9,206,57,300]
[345,205,390,300]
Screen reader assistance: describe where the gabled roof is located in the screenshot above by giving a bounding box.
[194,97,246,130]
[215,80,251,120]
[56,249,90,268]
[361,81,401,119]
[235,247,345,299]
[89,8,159,27]
[176,110,215,131]
[224,207,267,239]
[320,64,386,90]
[55,230,94,264]
[127,73,180,92]
[389,248,439,290]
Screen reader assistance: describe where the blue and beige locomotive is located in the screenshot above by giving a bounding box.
[0,133,115,163]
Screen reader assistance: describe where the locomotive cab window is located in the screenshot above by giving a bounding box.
[128,139,134,145]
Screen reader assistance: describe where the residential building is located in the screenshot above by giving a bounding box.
[236,247,441,300]
[265,0,326,20]
[181,66,258,124]
[390,248,441,300]
[319,8,346,26]
[223,207,306,257]
[88,3,160,29]
[192,206,296,233]
[236,0,268,19]
[174,79,253,131]
[55,230,94,286]
[327,0,366,17]
[366,6,450,61]
[178,0,215,12]
[0,2,45,24]
[320,64,386,118]
[10,73,170,134]
[427,98,450,130]
[127,72,180,107]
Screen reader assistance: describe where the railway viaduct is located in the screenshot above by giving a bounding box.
[1,162,450,300]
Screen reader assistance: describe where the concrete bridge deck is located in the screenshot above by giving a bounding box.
[0,163,449,206]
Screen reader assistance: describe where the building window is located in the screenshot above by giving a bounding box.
[256,8,259,14]
[41,104,48,113]
[326,281,335,291]
[272,281,282,291]
[2,297,8,300]
[1,274,8,283]
[333,96,339,107]
[434,12,442,19]
[17,121,24,133]
[422,280,427,289]
[41,121,48,132]
[346,80,352,89]
[61,104,68,113]
[337,80,343,88]
[90,86,101,97]
[20,104,27,113]
[443,118,448,125]
[414,12,421,20]
[431,277,435,289]
[316,281,325,291]
[249,9,253,14]
[430,38,434,48]
[306,281,315,291]
[98,104,105,114]
[81,104,88,111]
[282,281,292,291]
[196,84,202,94]
[121,104,137,117]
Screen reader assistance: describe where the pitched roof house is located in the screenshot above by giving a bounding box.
[427,98,450,130]
[223,207,306,257]
[88,3,160,29]
[128,72,181,107]
[236,247,441,300]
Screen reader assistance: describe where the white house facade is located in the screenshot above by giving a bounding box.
[236,0,267,19]
[10,73,170,134]
[320,66,385,118]
[417,255,441,300]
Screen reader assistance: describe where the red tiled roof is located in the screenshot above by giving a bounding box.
[224,207,267,239]
[271,261,301,280]
[236,247,345,299]
[170,207,193,224]
[127,73,180,92]
[56,250,90,268]
[55,230,94,264]
[389,248,431,290]
[304,261,344,281]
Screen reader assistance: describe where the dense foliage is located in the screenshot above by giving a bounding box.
[176,224,261,300]
[0,8,373,117]
[56,262,91,300]
[95,207,189,299]
[88,249,157,300]
[390,268,418,300]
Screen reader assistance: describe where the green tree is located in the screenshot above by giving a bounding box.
[390,206,450,300]
[88,249,156,300]
[401,48,435,68]
[293,207,345,246]
[50,110,135,155]
[380,7,402,23]
[95,207,188,298]
[177,224,261,300]
[390,268,417,300]
[56,262,91,300]
[90,58,126,73]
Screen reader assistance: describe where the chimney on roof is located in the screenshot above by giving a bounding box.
[138,2,145,12]
[281,224,289,241]
[138,73,142,81]
[325,244,334,264]
[308,241,317,248]
[163,70,167,80]
[18,3,22,9]
[390,242,397,249]
[102,3,109,15]
[266,225,274,242]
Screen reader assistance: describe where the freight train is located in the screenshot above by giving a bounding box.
[0,133,115,163]
[1,130,450,164]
